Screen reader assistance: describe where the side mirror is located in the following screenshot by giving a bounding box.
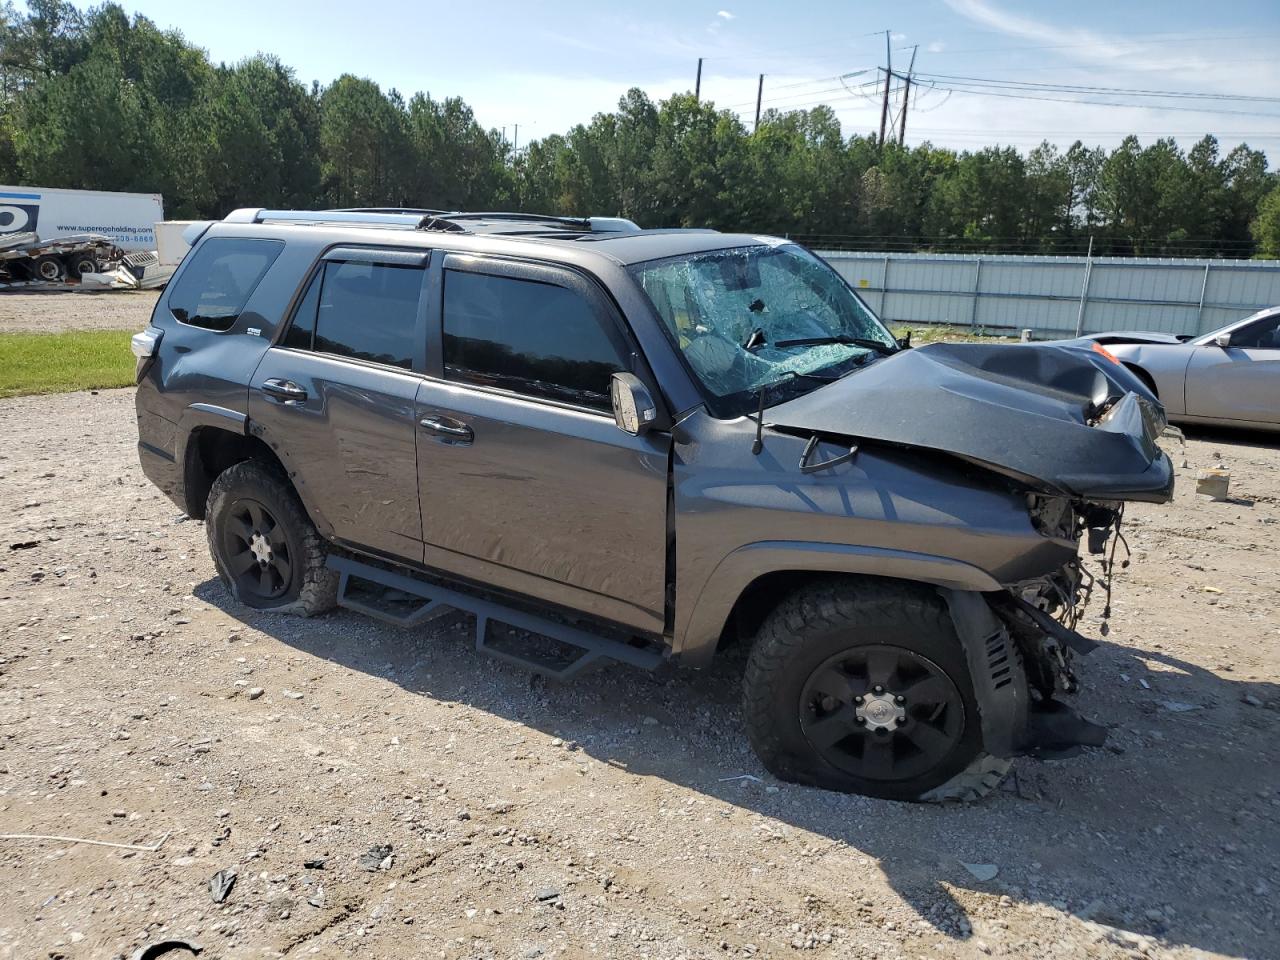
[609,372,658,437]
[896,330,912,350]
[1214,332,1232,348]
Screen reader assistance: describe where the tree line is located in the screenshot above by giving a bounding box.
[2,0,1279,258]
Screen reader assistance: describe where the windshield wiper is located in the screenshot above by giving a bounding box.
[772,335,896,356]
[750,369,838,455]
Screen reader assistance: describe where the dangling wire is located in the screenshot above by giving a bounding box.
[1099,505,1129,636]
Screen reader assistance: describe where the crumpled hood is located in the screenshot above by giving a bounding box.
[768,342,1174,502]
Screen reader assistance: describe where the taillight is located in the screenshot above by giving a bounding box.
[131,327,163,380]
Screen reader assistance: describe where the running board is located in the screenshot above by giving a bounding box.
[327,554,665,680]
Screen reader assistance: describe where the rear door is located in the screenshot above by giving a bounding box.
[248,246,429,562]
[414,253,670,635]
[1184,312,1280,425]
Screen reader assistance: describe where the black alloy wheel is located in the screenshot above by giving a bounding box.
[220,497,293,601]
[798,644,964,783]
[205,460,337,616]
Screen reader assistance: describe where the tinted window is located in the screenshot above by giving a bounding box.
[311,260,423,369]
[168,238,283,331]
[443,270,628,410]
[282,268,321,350]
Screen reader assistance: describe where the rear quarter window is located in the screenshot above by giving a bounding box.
[167,237,284,331]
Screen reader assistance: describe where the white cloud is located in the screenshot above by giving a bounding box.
[716,10,735,19]
[941,0,1209,74]
[927,40,945,54]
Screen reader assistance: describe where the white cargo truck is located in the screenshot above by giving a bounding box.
[0,185,163,251]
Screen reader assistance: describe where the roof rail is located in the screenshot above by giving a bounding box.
[330,206,450,217]
[437,211,590,226]
[222,208,427,229]
[217,208,643,236]
[419,212,641,234]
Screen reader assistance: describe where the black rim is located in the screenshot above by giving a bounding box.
[798,644,964,782]
[221,498,292,600]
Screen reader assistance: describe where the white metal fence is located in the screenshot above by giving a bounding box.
[815,250,1280,339]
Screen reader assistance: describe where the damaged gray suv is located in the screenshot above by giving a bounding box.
[133,209,1174,801]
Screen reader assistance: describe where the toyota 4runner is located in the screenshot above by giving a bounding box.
[133,208,1174,801]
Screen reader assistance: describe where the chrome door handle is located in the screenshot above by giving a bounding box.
[261,378,308,402]
[419,417,473,442]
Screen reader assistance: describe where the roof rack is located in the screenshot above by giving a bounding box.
[220,208,643,236]
[331,206,450,217]
[418,211,588,234]
[223,208,428,229]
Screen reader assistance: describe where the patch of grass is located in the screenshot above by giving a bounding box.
[892,323,1015,345]
[0,330,135,399]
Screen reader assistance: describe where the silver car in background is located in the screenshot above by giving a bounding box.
[1082,307,1280,432]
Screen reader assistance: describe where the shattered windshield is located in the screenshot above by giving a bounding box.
[629,242,897,417]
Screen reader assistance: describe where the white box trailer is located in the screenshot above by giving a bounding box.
[0,185,164,252]
[155,220,198,267]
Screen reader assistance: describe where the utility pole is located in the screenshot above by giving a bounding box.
[695,58,703,101]
[754,73,764,131]
[878,30,892,147]
[898,44,918,146]
[513,124,519,155]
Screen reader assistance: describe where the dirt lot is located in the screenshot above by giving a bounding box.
[0,290,159,334]
[1,394,1278,959]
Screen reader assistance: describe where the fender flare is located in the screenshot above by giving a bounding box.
[675,539,1002,667]
[176,404,247,515]
[174,405,331,537]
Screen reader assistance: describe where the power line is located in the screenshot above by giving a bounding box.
[766,70,874,94]
[723,77,881,112]
[918,82,1280,119]
[912,73,1280,105]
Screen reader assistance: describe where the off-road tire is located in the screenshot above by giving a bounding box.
[742,577,1008,802]
[206,460,337,616]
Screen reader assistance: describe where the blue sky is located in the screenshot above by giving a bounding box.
[69,0,1280,159]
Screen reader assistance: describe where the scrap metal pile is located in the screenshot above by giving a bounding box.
[0,232,169,290]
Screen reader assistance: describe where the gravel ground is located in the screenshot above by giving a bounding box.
[0,290,159,334]
[0,389,1277,960]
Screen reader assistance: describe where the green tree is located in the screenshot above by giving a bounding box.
[1064,141,1105,241]
[926,146,1027,251]
[0,0,1273,252]
[0,0,85,87]
[404,92,508,210]
[642,93,751,229]
[1023,142,1071,250]
[1251,183,1280,258]
[200,56,321,214]
[1219,144,1272,255]
[319,74,409,207]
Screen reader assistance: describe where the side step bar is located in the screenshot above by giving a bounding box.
[327,554,665,680]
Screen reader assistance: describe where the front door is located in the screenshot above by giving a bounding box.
[414,254,670,635]
[249,246,430,563]
[1184,312,1280,426]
